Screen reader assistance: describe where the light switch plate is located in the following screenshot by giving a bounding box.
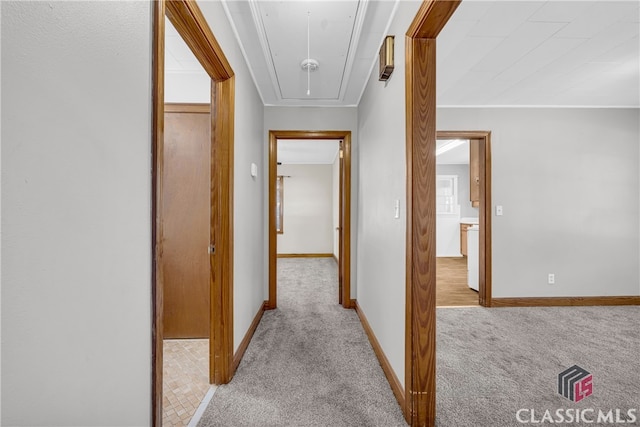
[250,163,258,178]
[496,205,503,216]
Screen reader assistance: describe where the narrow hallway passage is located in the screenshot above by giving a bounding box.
[197,258,406,426]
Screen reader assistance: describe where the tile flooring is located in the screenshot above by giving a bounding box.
[163,339,210,426]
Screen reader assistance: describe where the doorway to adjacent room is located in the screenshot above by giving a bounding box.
[152,1,236,425]
[268,130,353,309]
[435,131,492,307]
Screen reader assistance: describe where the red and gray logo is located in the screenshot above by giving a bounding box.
[558,365,593,402]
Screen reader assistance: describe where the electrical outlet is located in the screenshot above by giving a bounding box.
[548,273,555,285]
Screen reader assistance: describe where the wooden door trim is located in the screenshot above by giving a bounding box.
[436,131,492,307]
[210,77,235,384]
[165,0,233,80]
[153,1,235,425]
[341,135,352,309]
[151,1,165,424]
[405,1,461,426]
[268,130,352,310]
[491,296,640,307]
[407,0,460,39]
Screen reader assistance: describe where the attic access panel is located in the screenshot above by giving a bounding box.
[257,1,362,100]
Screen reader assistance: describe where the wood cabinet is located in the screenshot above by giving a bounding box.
[470,141,480,207]
[460,223,472,256]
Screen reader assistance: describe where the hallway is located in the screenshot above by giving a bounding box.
[197,258,406,426]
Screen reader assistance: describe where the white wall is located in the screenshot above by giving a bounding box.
[357,0,639,391]
[356,0,422,390]
[264,107,358,134]
[164,17,211,104]
[437,163,478,219]
[436,165,477,257]
[333,155,340,259]
[264,107,358,297]
[1,2,152,425]
[277,164,333,254]
[1,3,4,421]
[164,72,210,104]
[198,1,265,352]
[438,107,640,298]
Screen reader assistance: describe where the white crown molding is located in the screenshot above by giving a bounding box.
[220,0,267,105]
[248,0,285,102]
[338,0,369,102]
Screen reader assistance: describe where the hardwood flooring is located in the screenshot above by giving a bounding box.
[436,257,479,307]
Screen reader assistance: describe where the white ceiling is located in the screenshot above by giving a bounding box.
[220,0,398,106]
[436,140,470,165]
[165,1,639,162]
[164,17,211,103]
[436,0,640,107]
[165,16,202,73]
[168,1,639,108]
[278,140,340,164]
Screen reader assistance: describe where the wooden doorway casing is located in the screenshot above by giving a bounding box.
[152,1,235,425]
[436,131,492,307]
[404,1,461,426]
[268,130,352,310]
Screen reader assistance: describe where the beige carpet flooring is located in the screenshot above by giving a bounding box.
[197,258,406,426]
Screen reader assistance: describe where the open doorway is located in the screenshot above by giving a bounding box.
[152,1,236,425]
[162,99,212,425]
[159,12,214,427]
[268,130,352,310]
[436,131,492,308]
[276,139,340,259]
[435,132,492,307]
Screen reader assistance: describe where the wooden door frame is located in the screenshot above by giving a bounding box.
[436,131,492,307]
[404,1,462,425]
[152,1,235,425]
[268,130,352,310]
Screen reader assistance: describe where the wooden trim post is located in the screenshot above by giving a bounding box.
[405,2,461,425]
